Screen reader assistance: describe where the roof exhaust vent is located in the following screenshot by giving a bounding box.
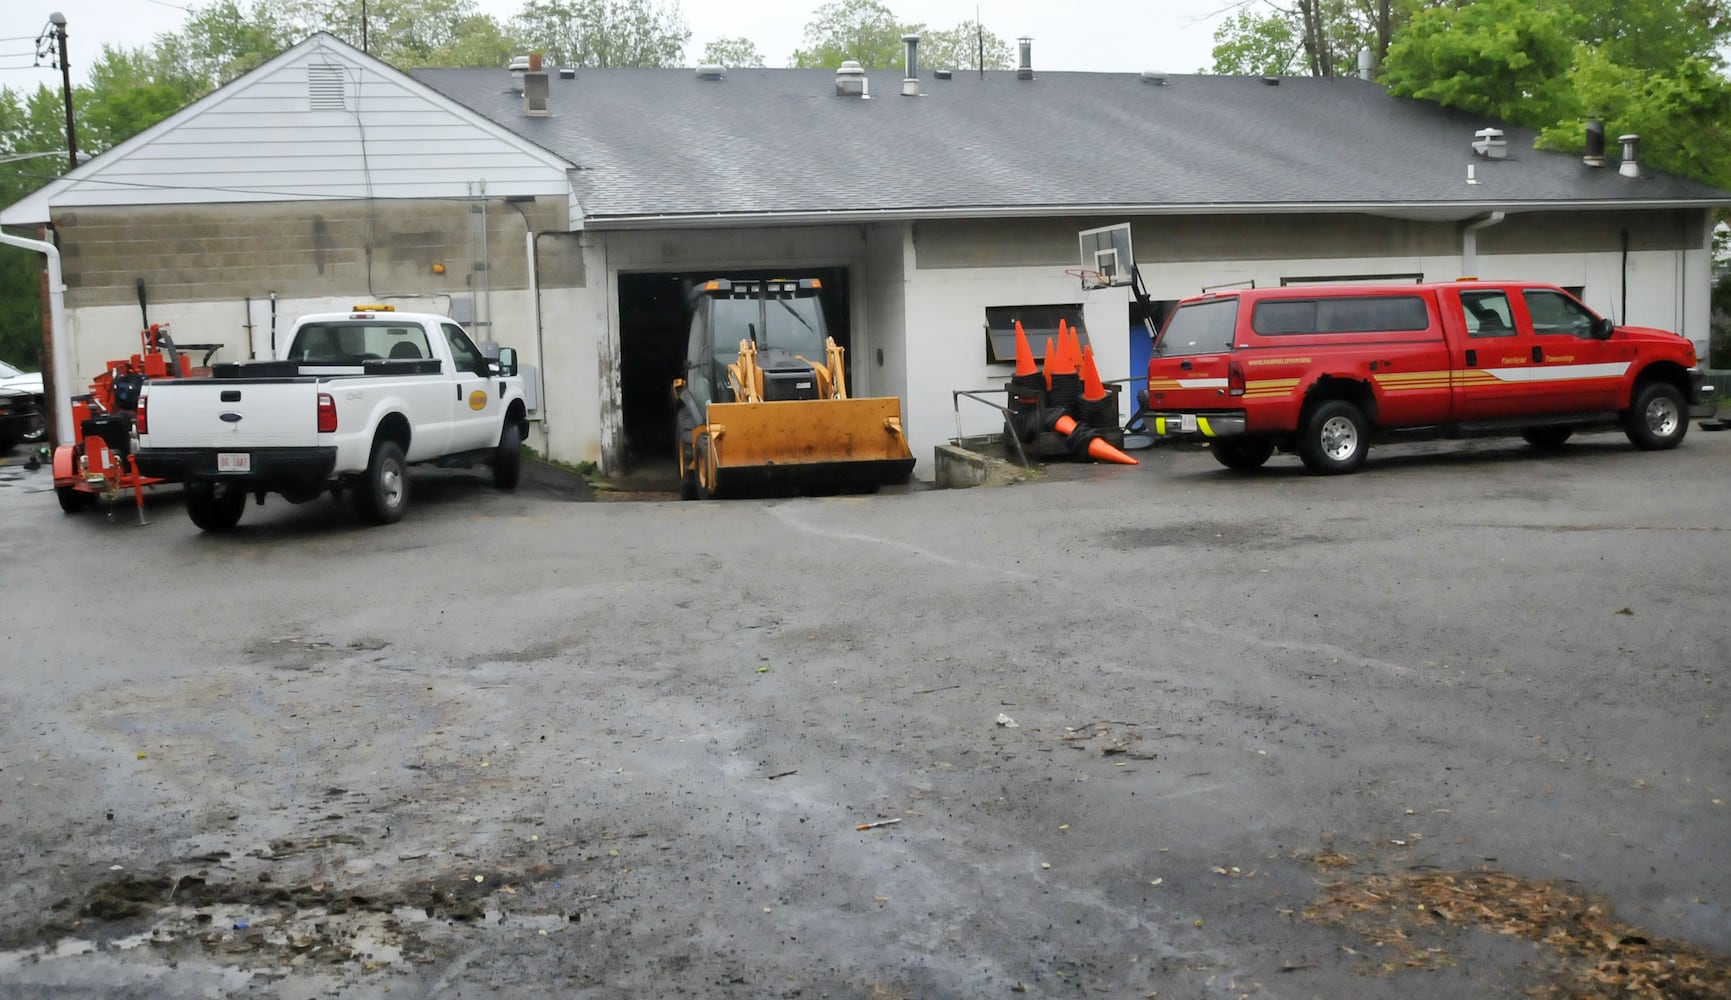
[1017,37,1033,80]
[1140,70,1167,85]
[1583,118,1605,167]
[1472,127,1507,159]
[1618,134,1640,177]
[558,67,575,80]
[508,54,530,93]
[934,68,952,80]
[1357,46,1374,80]
[1261,75,1279,85]
[835,60,868,98]
[522,53,549,116]
[696,64,725,80]
[902,34,920,96]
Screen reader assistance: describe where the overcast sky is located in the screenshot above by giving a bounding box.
[4,0,1237,87]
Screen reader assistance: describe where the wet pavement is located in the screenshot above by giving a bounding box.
[1,430,1728,998]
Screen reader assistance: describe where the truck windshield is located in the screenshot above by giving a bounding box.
[1155,298,1238,356]
[711,296,827,360]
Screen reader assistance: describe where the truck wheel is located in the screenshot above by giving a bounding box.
[694,435,716,500]
[1210,436,1275,471]
[492,421,522,490]
[185,481,246,531]
[20,404,46,444]
[1522,427,1573,450]
[1623,381,1688,451]
[56,486,93,514]
[1298,400,1369,475]
[353,438,409,524]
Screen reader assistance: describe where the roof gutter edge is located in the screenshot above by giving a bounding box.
[577,198,1731,231]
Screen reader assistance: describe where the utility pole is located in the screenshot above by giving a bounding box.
[48,12,78,170]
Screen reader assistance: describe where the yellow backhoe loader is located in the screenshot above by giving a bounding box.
[672,278,915,499]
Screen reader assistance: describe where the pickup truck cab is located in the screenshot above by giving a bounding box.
[136,306,528,529]
[1143,280,1710,474]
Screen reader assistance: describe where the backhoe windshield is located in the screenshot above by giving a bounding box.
[711,295,827,359]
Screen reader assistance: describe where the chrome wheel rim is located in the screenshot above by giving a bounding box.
[382,462,404,508]
[1645,396,1680,437]
[1320,416,1358,461]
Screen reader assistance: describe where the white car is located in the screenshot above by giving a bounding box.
[0,360,45,450]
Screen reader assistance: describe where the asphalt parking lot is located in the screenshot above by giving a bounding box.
[1,430,1728,998]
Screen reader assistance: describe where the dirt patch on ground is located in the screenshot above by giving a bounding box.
[1303,861,1731,998]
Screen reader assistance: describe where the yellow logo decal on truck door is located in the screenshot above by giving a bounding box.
[469,390,488,411]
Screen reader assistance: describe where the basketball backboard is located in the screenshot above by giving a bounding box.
[1077,223,1135,287]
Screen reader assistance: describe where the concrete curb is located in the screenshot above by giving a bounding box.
[519,455,595,500]
[932,443,1028,489]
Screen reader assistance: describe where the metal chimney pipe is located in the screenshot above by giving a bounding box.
[1017,37,1032,80]
[1583,119,1605,167]
[1618,133,1640,178]
[902,34,920,96]
[1357,46,1373,80]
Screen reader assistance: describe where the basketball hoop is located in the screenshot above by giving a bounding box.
[1065,268,1110,290]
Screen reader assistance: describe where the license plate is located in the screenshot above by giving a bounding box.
[1180,414,1198,432]
[217,452,251,473]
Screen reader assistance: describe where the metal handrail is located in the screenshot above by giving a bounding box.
[950,387,1034,469]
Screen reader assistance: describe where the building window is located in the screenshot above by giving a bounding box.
[985,304,1087,364]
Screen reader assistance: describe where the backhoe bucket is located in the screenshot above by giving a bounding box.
[702,397,915,496]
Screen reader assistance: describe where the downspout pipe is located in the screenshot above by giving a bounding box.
[0,230,72,446]
[526,229,548,436]
[1461,211,1506,278]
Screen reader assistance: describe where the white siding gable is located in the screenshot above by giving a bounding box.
[2,34,573,223]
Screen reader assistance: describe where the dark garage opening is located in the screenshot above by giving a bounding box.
[615,267,852,473]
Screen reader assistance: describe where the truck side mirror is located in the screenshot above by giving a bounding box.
[495,347,519,377]
[1593,316,1615,340]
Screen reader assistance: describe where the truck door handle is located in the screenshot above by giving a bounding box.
[456,384,463,401]
[1532,346,1544,362]
[1180,360,1192,370]
[1465,350,1477,366]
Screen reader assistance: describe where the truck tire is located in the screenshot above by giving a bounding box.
[1297,400,1369,475]
[353,438,408,524]
[1623,381,1688,451]
[185,481,246,531]
[492,421,522,490]
[694,434,716,500]
[1522,427,1573,450]
[1210,436,1275,471]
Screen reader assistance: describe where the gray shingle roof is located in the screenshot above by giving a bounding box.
[412,67,1730,225]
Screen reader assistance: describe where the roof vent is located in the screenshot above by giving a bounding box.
[696,64,725,80]
[1618,133,1640,178]
[902,34,920,96]
[1261,75,1280,85]
[522,53,549,116]
[934,68,952,80]
[1017,37,1033,80]
[308,64,346,109]
[1583,118,1605,167]
[559,67,575,80]
[1472,127,1507,159]
[508,54,531,93]
[1140,70,1167,86]
[1357,46,1374,80]
[835,60,868,98]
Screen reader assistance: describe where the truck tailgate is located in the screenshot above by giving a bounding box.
[1147,354,1233,401]
[142,378,318,449]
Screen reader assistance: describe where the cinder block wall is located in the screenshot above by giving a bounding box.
[53,196,572,308]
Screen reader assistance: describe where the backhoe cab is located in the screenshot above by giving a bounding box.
[673,278,914,499]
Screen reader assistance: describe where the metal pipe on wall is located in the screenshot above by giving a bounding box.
[0,230,71,446]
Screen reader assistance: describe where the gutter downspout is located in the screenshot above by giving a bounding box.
[1461,211,1506,278]
[0,230,72,446]
[526,230,548,438]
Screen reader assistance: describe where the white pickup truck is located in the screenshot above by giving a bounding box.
[136,305,528,530]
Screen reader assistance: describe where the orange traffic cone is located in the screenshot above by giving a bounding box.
[1080,346,1107,402]
[1053,414,1138,465]
[1013,320,1037,377]
[1043,337,1056,390]
[1046,334,1076,377]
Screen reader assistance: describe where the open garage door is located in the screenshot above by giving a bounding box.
[615,267,851,474]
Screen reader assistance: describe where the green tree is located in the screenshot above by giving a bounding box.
[918,20,1013,72]
[1210,8,1304,75]
[1380,0,1578,124]
[791,0,902,68]
[700,37,766,68]
[512,0,690,68]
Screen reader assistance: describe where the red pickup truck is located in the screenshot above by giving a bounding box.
[1142,280,1711,474]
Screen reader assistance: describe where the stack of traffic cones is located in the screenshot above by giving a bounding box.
[1003,320,1136,466]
